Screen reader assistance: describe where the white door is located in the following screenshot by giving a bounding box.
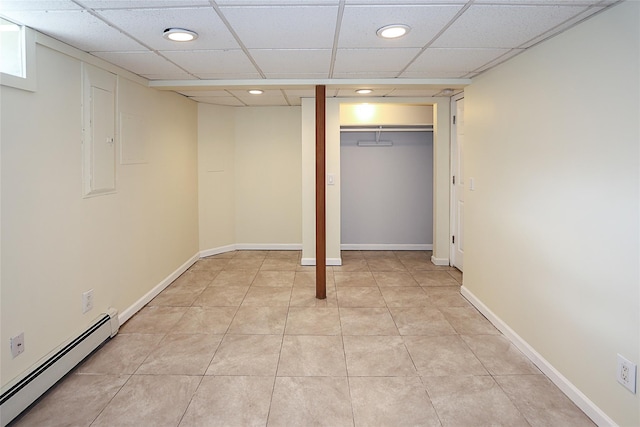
[451,96,465,270]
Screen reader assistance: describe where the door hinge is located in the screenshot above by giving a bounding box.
[452,175,455,185]
[453,115,456,125]
[452,235,455,244]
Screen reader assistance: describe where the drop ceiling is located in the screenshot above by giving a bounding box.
[0,0,619,106]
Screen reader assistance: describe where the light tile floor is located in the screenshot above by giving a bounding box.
[12,250,596,427]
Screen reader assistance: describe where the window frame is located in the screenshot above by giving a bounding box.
[0,20,36,92]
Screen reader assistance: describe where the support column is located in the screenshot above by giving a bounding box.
[315,85,326,299]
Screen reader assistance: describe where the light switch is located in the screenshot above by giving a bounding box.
[469,177,475,191]
[327,174,335,186]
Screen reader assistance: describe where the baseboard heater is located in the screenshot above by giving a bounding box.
[0,308,119,426]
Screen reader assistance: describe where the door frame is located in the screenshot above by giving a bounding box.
[301,96,452,266]
[450,93,464,269]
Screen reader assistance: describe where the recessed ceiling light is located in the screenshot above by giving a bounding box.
[355,89,373,94]
[163,28,198,42]
[248,89,264,95]
[376,24,410,39]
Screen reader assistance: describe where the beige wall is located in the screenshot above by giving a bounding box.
[198,105,302,251]
[300,97,321,262]
[1,43,199,386]
[198,104,236,251]
[463,2,639,425]
[235,107,302,246]
[340,104,433,126]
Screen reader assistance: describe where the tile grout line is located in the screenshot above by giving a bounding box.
[338,286,357,427]
[22,250,592,426]
[175,375,205,427]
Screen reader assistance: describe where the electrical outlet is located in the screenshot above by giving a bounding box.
[82,289,94,314]
[10,333,24,358]
[617,354,637,393]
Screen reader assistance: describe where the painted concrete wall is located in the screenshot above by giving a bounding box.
[1,41,199,386]
[234,107,302,246]
[198,104,236,251]
[197,105,302,252]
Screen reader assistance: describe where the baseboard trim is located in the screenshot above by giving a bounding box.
[200,243,302,258]
[430,256,450,266]
[118,252,199,325]
[0,310,119,427]
[235,243,302,251]
[340,244,433,251]
[460,286,617,427]
[200,244,236,258]
[301,257,342,266]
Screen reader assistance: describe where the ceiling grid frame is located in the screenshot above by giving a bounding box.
[0,0,623,106]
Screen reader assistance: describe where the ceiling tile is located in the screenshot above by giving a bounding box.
[2,10,145,51]
[228,89,288,105]
[263,72,330,79]
[519,6,606,48]
[335,88,395,97]
[385,88,442,97]
[405,47,512,76]
[283,88,316,104]
[195,72,264,79]
[0,0,620,106]
[216,0,339,3]
[473,0,601,4]
[81,1,210,8]
[162,50,258,74]
[91,51,188,74]
[339,4,464,48]
[470,48,525,74]
[244,96,291,106]
[331,71,402,79]
[250,49,332,74]
[345,0,466,3]
[96,7,239,51]
[248,97,291,106]
[190,96,245,106]
[176,90,232,97]
[399,70,470,78]
[0,1,81,11]
[431,4,589,48]
[333,47,420,75]
[141,73,198,80]
[218,5,339,49]
[228,88,284,97]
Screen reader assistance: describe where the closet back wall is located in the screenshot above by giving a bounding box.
[340,131,433,249]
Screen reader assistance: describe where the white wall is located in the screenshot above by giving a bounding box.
[463,2,639,425]
[1,41,199,386]
[198,105,302,252]
[340,131,433,248]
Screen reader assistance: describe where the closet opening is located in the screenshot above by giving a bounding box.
[339,104,434,251]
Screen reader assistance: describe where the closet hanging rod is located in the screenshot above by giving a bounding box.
[340,125,433,132]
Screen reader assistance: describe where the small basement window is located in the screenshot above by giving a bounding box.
[0,16,36,91]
